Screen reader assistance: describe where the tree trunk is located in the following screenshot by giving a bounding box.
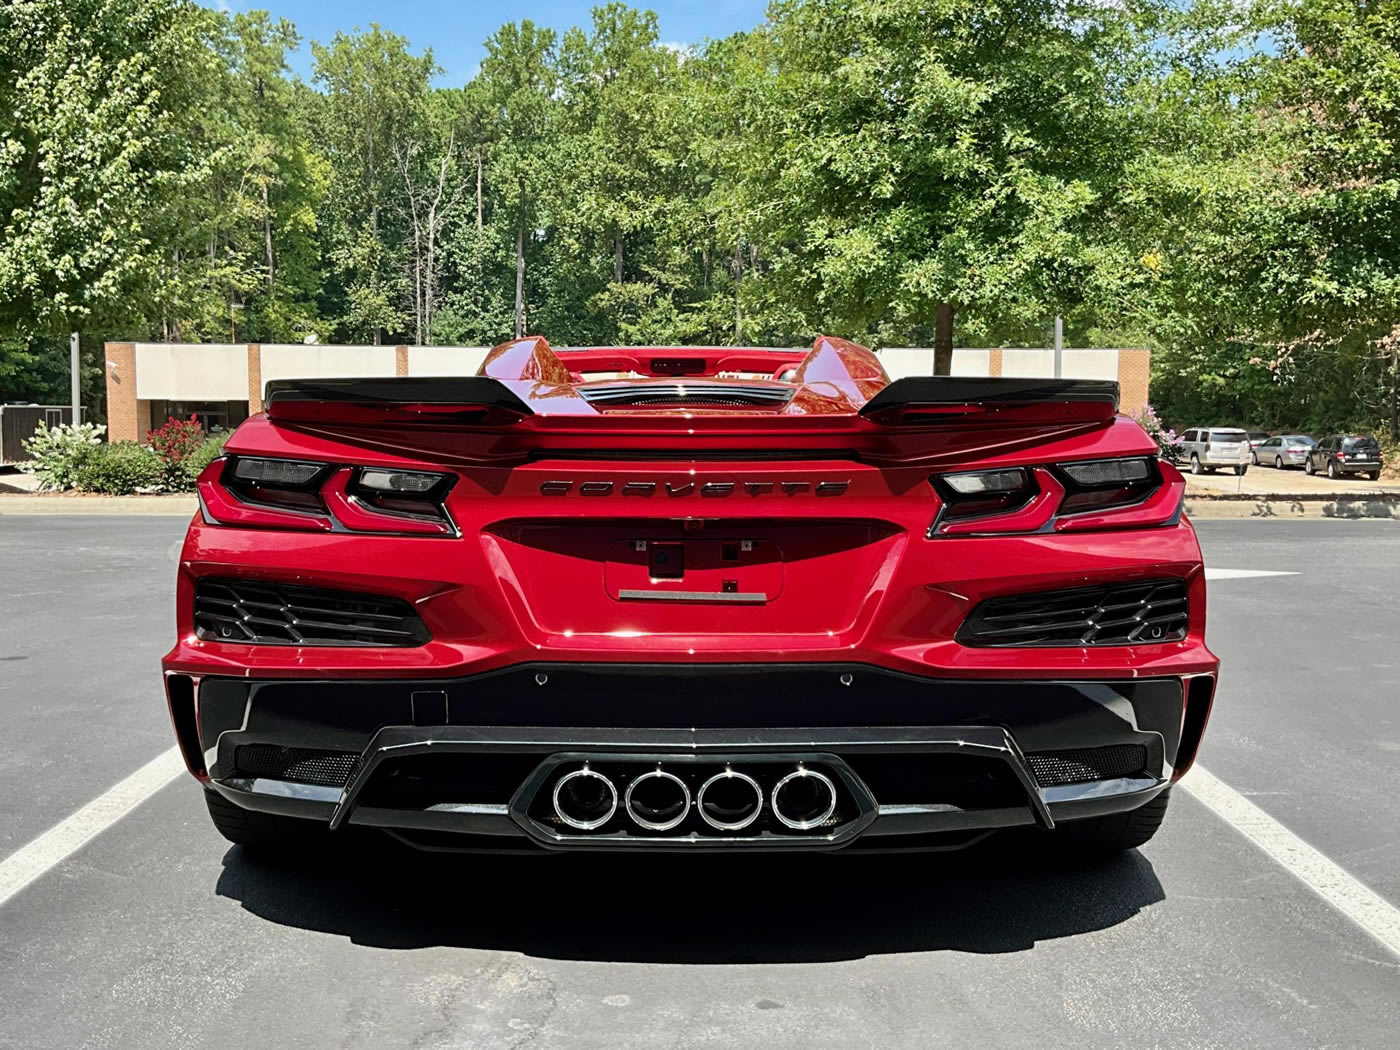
[614,233,623,284]
[261,182,275,291]
[370,202,382,345]
[515,222,526,338]
[733,233,743,342]
[934,302,955,375]
[1391,342,1398,444]
[475,149,483,231]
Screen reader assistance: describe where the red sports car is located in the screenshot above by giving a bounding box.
[162,336,1217,856]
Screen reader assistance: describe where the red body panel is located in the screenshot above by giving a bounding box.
[164,337,1218,803]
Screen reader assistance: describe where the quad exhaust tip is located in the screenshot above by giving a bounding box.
[696,768,764,832]
[771,766,837,830]
[552,765,618,830]
[624,768,692,831]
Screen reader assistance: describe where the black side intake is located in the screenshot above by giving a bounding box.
[194,578,430,647]
[957,579,1188,647]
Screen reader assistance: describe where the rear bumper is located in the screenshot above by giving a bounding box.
[170,663,1217,852]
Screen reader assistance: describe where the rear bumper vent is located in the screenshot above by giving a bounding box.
[194,578,430,647]
[234,744,361,787]
[957,579,1188,647]
[1027,745,1149,787]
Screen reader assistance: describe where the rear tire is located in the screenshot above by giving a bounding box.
[1305,457,1315,475]
[1053,790,1172,853]
[1234,464,1247,476]
[1250,452,1258,465]
[1189,454,1202,475]
[1274,456,1284,469]
[1368,471,1381,481]
[204,790,326,854]
[1328,460,1338,479]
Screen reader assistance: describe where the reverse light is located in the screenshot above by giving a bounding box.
[942,468,1028,495]
[1059,458,1151,487]
[231,457,324,486]
[358,468,443,493]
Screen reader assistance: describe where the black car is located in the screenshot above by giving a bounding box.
[1305,435,1383,480]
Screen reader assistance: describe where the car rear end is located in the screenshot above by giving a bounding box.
[1336,436,1383,476]
[1200,428,1250,469]
[162,336,1218,856]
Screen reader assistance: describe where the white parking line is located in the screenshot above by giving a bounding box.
[0,747,184,908]
[1204,568,1299,580]
[1182,765,1400,960]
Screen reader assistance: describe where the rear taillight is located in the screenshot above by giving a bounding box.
[1202,441,1211,452]
[198,455,457,535]
[1336,453,1346,461]
[928,456,1184,536]
[1056,457,1157,515]
[323,466,457,535]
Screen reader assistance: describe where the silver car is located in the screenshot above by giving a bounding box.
[1179,427,1251,476]
[1252,434,1316,469]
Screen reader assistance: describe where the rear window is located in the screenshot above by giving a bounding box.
[1210,430,1246,442]
[1344,436,1379,450]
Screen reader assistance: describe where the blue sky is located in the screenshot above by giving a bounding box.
[207,0,770,86]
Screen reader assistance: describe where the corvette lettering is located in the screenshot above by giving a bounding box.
[538,479,850,496]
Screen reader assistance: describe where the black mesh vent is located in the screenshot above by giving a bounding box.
[194,578,430,647]
[957,579,1188,647]
[234,744,361,787]
[1027,745,1149,787]
[579,382,794,408]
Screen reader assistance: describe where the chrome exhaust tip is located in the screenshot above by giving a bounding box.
[552,765,618,830]
[624,767,691,831]
[697,768,763,832]
[771,766,837,830]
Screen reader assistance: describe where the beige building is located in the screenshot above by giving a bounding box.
[103,341,1151,442]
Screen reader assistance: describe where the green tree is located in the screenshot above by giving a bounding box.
[0,0,220,338]
[478,21,559,338]
[312,25,436,342]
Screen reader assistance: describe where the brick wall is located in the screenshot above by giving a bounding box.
[103,342,150,442]
[247,344,262,414]
[1117,348,1152,416]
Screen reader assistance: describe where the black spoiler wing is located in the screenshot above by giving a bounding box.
[264,377,534,425]
[859,377,1120,425]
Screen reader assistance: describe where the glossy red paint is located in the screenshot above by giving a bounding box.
[165,336,1218,762]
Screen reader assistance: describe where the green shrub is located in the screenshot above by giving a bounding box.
[21,421,106,490]
[177,432,230,488]
[73,441,166,495]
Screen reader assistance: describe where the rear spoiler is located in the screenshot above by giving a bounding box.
[264,377,535,426]
[859,377,1120,426]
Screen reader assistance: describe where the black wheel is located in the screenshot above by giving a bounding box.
[1368,471,1381,481]
[1189,454,1202,475]
[1234,464,1247,476]
[1305,457,1315,475]
[204,790,327,853]
[1250,451,1258,465]
[1327,459,1338,479]
[1274,456,1284,469]
[1053,790,1172,853]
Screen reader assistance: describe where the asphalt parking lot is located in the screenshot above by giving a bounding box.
[1,516,1398,1049]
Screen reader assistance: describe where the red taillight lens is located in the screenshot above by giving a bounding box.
[199,456,457,535]
[197,457,335,531]
[926,457,1183,536]
[928,467,1063,536]
[322,467,457,535]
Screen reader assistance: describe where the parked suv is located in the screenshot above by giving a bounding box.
[1306,435,1383,480]
[1179,427,1250,476]
[1253,434,1316,469]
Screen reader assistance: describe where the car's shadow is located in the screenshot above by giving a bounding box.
[214,836,1165,963]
